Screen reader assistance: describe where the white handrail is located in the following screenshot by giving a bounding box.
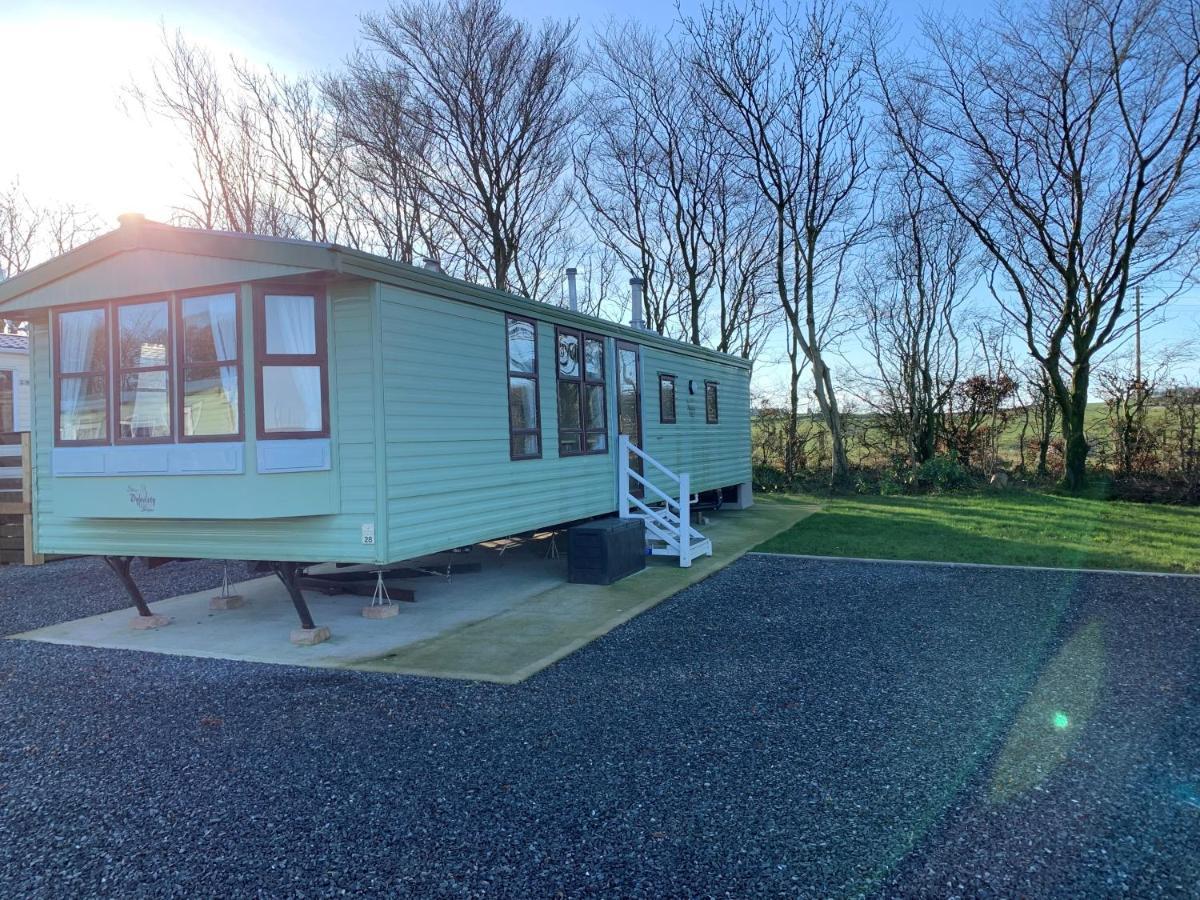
[618,434,696,567]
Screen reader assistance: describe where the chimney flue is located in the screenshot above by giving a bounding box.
[566,267,578,312]
[629,277,645,330]
[422,255,443,273]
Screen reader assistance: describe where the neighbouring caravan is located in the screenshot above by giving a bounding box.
[0,216,752,630]
[0,332,31,432]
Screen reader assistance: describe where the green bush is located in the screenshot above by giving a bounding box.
[916,453,972,491]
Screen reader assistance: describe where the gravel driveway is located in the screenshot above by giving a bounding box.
[1,554,1197,898]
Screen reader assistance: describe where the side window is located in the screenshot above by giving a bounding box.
[705,380,719,424]
[179,292,242,440]
[115,299,172,442]
[55,306,109,445]
[506,315,541,460]
[659,374,676,424]
[556,328,608,456]
[254,289,328,439]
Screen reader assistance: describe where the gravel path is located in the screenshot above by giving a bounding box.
[0,554,1197,898]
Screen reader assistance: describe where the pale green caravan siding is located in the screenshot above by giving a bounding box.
[31,281,385,563]
[378,284,752,562]
[379,285,618,561]
[639,346,752,497]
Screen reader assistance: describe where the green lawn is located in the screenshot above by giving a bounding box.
[755,489,1200,573]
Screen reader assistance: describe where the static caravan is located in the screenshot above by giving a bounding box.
[0,216,752,634]
[0,332,31,432]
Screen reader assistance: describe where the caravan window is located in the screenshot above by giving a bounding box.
[179,292,242,440]
[115,299,172,442]
[705,381,719,424]
[254,289,328,439]
[659,374,676,424]
[55,306,110,444]
[556,328,608,456]
[506,315,541,460]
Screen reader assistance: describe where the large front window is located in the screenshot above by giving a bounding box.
[116,299,171,442]
[179,292,242,440]
[53,291,246,446]
[55,306,109,444]
[254,289,328,439]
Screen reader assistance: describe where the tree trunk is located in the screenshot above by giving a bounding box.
[785,325,801,480]
[1061,370,1091,491]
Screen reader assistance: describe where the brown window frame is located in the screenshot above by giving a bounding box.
[175,286,245,444]
[113,296,174,446]
[253,284,330,441]
[52,301,112,448]
[705,380,719,424]
[555,327,608,457]
[506,314,542,461]
[658,373,677,424]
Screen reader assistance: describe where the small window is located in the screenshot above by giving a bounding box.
[254,288,328,439]
[178,291,242,440]
[506,315,541,460]
[659,374,676,424]
[116,299,172,442]
[556,328,607,456]
[55,306,110,445]
[705,381,719,424]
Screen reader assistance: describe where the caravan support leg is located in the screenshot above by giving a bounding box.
[103,556,170,628]
[270,562,330,645]
[270,562,315,628]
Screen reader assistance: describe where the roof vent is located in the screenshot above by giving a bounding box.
[422,255,443,273]
[117,212,146,228]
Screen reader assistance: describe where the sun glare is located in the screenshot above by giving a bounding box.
[0,14,193,224]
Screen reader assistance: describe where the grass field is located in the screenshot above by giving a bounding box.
[757,401,1128,470]
[755,488,1200,573]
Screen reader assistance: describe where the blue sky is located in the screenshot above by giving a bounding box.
[1,0,1194,398]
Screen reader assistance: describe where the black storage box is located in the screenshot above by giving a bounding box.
[567,517,646,585]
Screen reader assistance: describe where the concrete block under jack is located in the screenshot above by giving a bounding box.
[290,626,331,646]
[131,614,171,630]
[209,594,245,610]
[362,604,399,619]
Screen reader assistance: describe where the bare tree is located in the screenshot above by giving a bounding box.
[706,179,777,359]
[0,183,40,280]
[130,30,289,235]
[323,54,444,263]
[360,0,580,296]
[687,0,872,482]
[236,67,350,243]
[856,160,973,465]
[873,0,1200,490]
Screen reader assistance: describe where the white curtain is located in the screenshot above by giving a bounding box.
[58,309,103,439]
[208,294,239,427]
[265,295,316,355]
[263,295,320,432]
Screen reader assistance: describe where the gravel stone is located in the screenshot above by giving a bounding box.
[0,553,1197,898]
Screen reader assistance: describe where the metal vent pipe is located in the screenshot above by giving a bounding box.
[566,267,578,312]
[630,277,645,330]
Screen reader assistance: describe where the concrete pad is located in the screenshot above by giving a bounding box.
[9,497,817,683]
[347,496,817,683]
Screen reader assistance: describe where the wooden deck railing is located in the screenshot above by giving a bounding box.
[0,432,42,566]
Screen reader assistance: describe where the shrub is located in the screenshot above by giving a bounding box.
[916,453,971,491]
